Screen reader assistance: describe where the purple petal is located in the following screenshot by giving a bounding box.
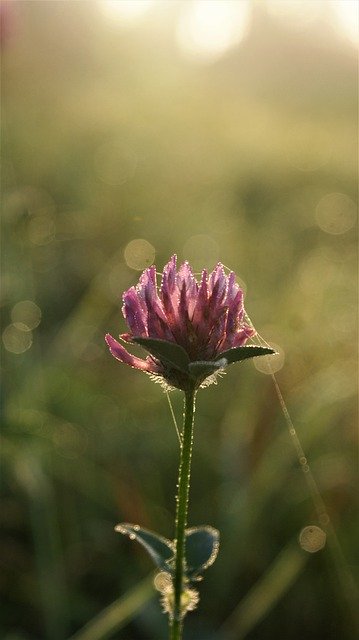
[206,307,229,357]
[105,334,157,372]
[161,255,181,325]
[135,265,172,340]
[223,297,243,346]
[208,264,227,308]
[122,287,148,337]
[173,262,198,341]
[225,272,239,305]
[220,328,251,352]
[232,323,256,347]
[138,265,157,304]
[192,269,208,326]
[161,255,177,296]
[178,262,198,318]
[147,307,174,341]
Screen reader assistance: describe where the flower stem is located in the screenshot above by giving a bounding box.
[170,386,196,640]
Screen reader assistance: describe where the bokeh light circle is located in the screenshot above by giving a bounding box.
[2,324,33,354]
[330,0,359,46]
[28,214,56,245]
[315,192,357,235]
[299,525,326,553]
[253,342,284,375]
[124,239,156,270]
[11,300,42,330]
[176,0,251,62]
[52,422,87,459]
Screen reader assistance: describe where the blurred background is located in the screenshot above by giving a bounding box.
[1,1,358,639]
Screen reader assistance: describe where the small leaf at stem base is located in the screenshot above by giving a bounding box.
[115,523,174,572]
[185,526,220,580]
[115,523,220,582]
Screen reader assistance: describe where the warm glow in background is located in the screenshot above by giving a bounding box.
[1,1,357,639]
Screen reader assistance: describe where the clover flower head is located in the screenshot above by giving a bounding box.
[105,255,272,390]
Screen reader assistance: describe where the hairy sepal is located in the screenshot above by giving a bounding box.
[132,337,190,373]
[217,345,276,364]
[188,360,225,379]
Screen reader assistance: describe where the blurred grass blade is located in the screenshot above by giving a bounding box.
[220,542,307,640]
[69,575,154,640]
[15,454,70,640]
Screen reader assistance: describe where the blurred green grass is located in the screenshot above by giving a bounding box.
[1,2,357,639]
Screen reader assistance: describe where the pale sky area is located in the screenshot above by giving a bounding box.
[98,0,358,62]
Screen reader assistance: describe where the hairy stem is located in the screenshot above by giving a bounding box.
[170,386,196,640]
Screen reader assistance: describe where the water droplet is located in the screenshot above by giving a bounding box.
[299,456,307,465]
[133,524,140,531]
[302,464,310,473]
[154,571,172,593]
[289,428,296,436]
[129,533,136,540]
[114,524,126,534]
[299,525,326,553]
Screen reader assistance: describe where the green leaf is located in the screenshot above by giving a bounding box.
[188,360,224,379]
[115,523,174,572]
[132,337,190,373]
[115,523,220,582]
[185,526,220,580]
[216,345,276,365]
